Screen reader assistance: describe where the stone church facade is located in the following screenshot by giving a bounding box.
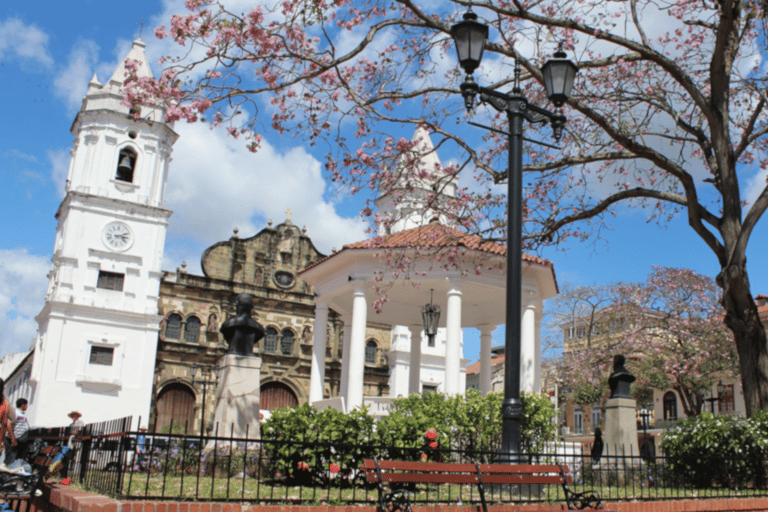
[151,218,391,433]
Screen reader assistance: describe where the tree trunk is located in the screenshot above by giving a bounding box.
[719,264,768,416]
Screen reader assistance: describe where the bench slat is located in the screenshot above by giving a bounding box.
[481,474,564,485]
[378,473,480,484]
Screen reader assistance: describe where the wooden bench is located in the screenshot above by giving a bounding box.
[362,458,601,512]
[0,443,75,505]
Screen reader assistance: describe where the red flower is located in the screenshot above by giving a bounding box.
[298,461,309,471]
[420,453,428,460]
[429,441,438,449]
[425,428,438,440]
[330,463,340,473]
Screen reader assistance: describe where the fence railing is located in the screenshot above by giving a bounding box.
[30,418,768,505]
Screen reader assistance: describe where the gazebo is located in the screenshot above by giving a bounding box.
[299,218,558,411]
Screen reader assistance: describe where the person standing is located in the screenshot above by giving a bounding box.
[5,399,29,464]
[0,379,16,466]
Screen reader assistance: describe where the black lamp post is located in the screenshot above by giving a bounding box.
[191,363,218,435]
[422,289,441,348]
[451,9,577,463]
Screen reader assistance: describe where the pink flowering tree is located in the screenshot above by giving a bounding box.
[554,267,738,417]
[616,267,739,417]
[129,0,768,414]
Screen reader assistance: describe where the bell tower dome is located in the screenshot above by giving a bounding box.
[29,39,179,427]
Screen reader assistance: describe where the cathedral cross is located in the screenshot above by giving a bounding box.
[285,208,293,221]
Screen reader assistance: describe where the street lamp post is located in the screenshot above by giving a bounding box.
[451,9,577,463]
[191,363,219,435]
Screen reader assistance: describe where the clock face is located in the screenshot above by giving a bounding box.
[102,222,134,252]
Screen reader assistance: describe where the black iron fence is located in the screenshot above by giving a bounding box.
[29,418,768,505]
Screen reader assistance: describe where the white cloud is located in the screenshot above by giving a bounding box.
[0,249,49,358]
[162,122,368,273]
[48,148,70,198]
[0,18,53,69]
[52,39,100,113]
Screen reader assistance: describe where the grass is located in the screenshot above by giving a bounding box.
[80,469,768,504]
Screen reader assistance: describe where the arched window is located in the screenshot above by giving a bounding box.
[365,340,378,366]
[165,314,182,340]
[184,316,201,344]
[264,327,278,353]
[116,147,137,183]
[280,329,294,356]
[663,391,678,420]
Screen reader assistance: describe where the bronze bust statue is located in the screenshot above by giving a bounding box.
[220,293,265,357]
[608,354,635,399]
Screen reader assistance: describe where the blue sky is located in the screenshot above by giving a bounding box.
[2,0,767,364]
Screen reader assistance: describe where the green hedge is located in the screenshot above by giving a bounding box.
[661,410,768,488]
[261,389,557,481]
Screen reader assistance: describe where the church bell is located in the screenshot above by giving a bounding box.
[116,155,134,181]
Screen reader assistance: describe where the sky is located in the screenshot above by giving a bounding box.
[2,0,767,365]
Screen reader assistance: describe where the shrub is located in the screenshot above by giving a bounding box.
[376,389,556,461]
[261,403,376,485]
[661,411,768,488]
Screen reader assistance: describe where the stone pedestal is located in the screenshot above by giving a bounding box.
[604,397,638,457]
[210,354,262,439]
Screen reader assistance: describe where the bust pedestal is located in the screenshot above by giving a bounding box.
[603,397,638,485]
[210,354,262,439]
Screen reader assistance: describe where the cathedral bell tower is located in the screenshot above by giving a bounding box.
[29,39,178,427]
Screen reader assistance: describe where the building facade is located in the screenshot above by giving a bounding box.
[151,218,391,433]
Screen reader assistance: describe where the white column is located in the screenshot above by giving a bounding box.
[478,324,494,396]
[444,281,462,396]
[309,302,329,403]
[408,324,422,395]
[520,297,537,393]
[535,314,542,393]
[339,315,352,409]
[346,287,368,410]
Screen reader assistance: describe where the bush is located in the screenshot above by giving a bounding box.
[661,411,768,488]
[376,389,556,461]
[261,403,376,485]
[261,390,558,484]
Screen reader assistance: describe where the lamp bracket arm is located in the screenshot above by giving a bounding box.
[477,86,554,125]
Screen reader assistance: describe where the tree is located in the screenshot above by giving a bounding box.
[549,267,738,417]
[617,267,739,417]
[127,0,768,414]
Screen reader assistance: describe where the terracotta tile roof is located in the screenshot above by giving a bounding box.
[301,220,554,273]
[466,354,506,375]
[759,303,768,324]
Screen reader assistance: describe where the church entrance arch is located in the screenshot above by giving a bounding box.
[155,382,195,432]
[260,382,298,411]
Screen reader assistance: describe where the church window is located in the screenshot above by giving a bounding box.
[280,329,294,355]
[97,271,124,291]
[184,316,201,344]
[663,391,678,420]
[89,346,114,366]
[116,147,137,183]
[365,340,378,366]
[264,327,278,353]
[165,314,182,340]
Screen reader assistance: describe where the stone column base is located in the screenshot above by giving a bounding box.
[210,354,262,440]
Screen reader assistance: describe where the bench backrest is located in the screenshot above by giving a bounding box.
[362,459,571,486]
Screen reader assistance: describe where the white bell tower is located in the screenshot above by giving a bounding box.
[29,39,178,427]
